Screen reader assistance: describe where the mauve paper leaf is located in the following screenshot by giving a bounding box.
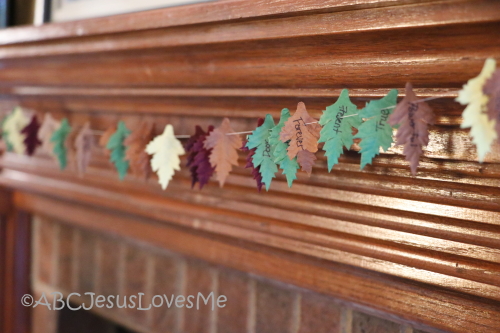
[388,83,435,176]
[456,58,497,162]
[125,121,155,180]
[297,150,317,175]
[318,89,361,171]
[146,124,185,190]
[203,118,242,187]
[21,114,42,156]
[106,121,131,180]
[246,115,278,191]
[242,118,265,192]
[74,122,95,175]
[354,89,398,169]
[50,118,72,170]
[279,102,320,173]
[483,69,500,142]
[186,125,215,189]
[38,113,61,156]
[269,108,299,187]
[3,107,30,154]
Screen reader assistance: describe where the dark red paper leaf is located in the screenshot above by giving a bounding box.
[21,114,41,156]
[186,125,216,189]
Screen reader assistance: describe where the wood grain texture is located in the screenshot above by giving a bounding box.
[0,1,499,332]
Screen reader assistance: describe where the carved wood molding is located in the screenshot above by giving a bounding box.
[0,1,500,332]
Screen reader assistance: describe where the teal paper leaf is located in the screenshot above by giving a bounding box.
[50,118,72,170]
[246,114,278,191]
[269,108,299,187]
[318,89,361,171]
[106,121,131,180]
[353,89,398,169]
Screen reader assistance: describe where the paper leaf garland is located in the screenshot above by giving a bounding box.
[354,89,398,169]
[74,122,95,175]
[50,118,72,170]
[319,89,361,171]
[269,108,299,187]
[125,121,155,180]
[99,124,117,153]
[203,118,242,187]
[146,124,185,190]
[21,115,42,156]
[185,125,215,189]
[280,102,321,175]
[106,121,131,180]
[38,113,61,156]
[484,69,500,141]
[388,83,435,175]
[241,137,264,192]
[456,58,497,162]
[246,115,277,191]
[3,107,30,154]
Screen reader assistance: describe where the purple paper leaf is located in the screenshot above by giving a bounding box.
[21,114,41,156]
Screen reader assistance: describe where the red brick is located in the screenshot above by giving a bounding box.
[184,260,215,333]
[56,222,74,292]
[352,311,401,333]
[151,254,180,332]
[96,236,120,297]
[217,269,249,333]
[299,292,341,333]
[77,229,96,294]
[123,245,150,326]
[36,218,55,286]
[255,280,296,333]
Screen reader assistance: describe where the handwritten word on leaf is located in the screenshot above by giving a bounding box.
[280,102,320,175]
[246,114,278,191]
[319,89,361,171]
[457,58,497,162]
[106,121,131,180]
[146,124,185,190]
[50,118,72,170]
[388,83,435,175]
[269,108,299,187]
[354,89,398,169]
[204,118,242,187]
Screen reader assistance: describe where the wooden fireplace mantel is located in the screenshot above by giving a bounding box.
[1,1,500,332]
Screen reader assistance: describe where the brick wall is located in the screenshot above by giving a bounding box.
[31,216,443,333]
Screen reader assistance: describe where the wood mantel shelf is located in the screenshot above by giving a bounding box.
[1,1,500,332]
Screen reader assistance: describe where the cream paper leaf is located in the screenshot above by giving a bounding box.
[3,107,30,154]
[456,58,497,162]
[38,113,61,156]
[145,124,185,190]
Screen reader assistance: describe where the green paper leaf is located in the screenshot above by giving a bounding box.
[318,89,361,171]
[50,118,72,170]
[353,89,398,169]
[269,108,299,187]
[246,114,278,191]
[106,121,131,180]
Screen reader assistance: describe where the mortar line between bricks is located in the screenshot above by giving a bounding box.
[71,228,81,292]
[94,238,102,295]
[247,278,256,333]
[210,268,219,333]
[52,222,60,287]
[30,216,40,290]
[291,292,301,333]
[145,255,155,329]
[401,324,413,333]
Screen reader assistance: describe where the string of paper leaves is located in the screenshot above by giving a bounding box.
[1,58,498,192]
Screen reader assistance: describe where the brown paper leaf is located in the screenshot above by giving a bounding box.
[99,124,117,157]
[279,102,320,168]
[203,118,242,187]
[74,122,95,175]
[65,124,80,171]
[124,121,155,179]
[297,150,317,175]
